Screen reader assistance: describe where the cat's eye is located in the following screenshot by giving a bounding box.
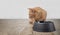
[29,14,35,18]
[29,16,35,18]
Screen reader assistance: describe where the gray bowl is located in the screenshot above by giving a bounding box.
[33,21,56,32]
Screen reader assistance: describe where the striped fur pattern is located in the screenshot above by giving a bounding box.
[28,7,47,24]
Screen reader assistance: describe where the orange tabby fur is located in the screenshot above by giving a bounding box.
[28,7,47,24]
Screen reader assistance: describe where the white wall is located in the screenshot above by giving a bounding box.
[0,0,60,19]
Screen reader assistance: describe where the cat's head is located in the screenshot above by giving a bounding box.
[28,8,36,18]
[28,7,42,18]
[28,8,36,14]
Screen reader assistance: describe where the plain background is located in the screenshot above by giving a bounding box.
[0,0,60,19]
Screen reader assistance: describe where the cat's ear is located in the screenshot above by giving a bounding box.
[28,8,36,13]
[28,8,33,10]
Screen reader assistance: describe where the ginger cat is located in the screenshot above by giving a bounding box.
[28,7,47,24]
